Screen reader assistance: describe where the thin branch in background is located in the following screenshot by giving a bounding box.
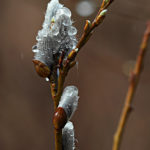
[112,22,150,150]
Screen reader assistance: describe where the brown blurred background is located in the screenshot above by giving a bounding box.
[0,0,150,150]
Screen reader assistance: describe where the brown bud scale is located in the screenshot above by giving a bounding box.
[53,107,67,130]
[32,60,50,78]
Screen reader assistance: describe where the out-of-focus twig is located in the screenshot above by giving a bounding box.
[112,22,150,150]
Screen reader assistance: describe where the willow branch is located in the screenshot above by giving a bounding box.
[59,0,114,82]
[49,1,114,150]
[112,22,150,150]
[51,0,114,106]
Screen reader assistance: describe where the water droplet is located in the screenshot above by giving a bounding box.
[32,49,40,53]
[76,1,96,17]
[62,18,72,26]
[57,68,59,76]
[70,36,77,43]
[45,77,49,82]
[63,7,72,17]
[36,36,41,41]
[68,26,77,36]
[71,40,77,49]
[57,38,61,42]
[32,45,37,49]
[56,7,71,18]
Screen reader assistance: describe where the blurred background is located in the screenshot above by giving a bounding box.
[0,0,150,150]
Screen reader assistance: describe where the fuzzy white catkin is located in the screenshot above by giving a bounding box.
[32,0,78,69]
[62,121,75,150]
[58,86,79,120]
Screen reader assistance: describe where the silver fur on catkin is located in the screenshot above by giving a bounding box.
[58,86,79,120]
[62,121,75,150]
[32,0,78,69]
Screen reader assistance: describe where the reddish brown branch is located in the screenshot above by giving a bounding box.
[112,22,150,150]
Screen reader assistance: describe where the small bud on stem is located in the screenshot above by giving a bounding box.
[32,60,51,77]
[53,107,67,130]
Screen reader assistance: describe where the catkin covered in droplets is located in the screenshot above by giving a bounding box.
[58,86,79,120]
[53,86,79,130]
[62,121,75,150]
[32,0,78,69]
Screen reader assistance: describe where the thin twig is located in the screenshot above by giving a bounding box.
[76,0,114,52]
[112,22,150,150]
[54,129,63,150]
